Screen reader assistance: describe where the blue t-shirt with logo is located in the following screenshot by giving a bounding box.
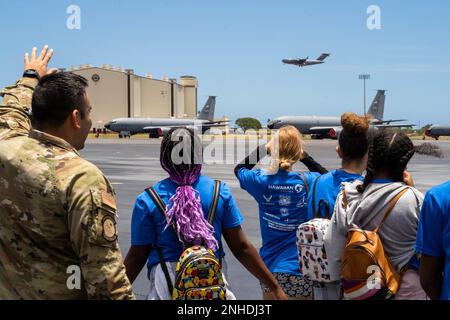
[236,168,320,275]
[415,181,450,300]
[307,169,363,220]
[131,175,244,272]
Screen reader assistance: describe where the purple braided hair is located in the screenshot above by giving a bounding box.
[160,128,218,251]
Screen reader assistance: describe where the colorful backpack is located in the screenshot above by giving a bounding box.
[145,180,227,300]
[341,188,408,300]
[296,176,333,283]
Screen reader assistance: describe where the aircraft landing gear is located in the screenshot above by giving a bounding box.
[119,131,131,139]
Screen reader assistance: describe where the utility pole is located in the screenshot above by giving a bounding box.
[359,74,371,116]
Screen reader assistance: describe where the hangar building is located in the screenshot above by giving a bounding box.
[70,65,198,131]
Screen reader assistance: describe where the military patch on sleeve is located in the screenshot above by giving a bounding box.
[102,215,117,242]
[101,190,117,210]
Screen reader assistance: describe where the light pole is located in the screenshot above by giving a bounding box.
[359,74,371,116]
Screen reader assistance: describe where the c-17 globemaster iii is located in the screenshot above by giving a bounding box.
[282,53,330,68]
[268,90,414,139]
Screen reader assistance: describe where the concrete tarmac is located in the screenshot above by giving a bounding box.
[81,138,450,300]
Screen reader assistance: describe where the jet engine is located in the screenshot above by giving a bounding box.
[329,127,342,140]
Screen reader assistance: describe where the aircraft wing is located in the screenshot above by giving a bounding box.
[371,119,408,125]
[373,123,416,129]
[204,123,230,127]
[143,126,171,131]
[142,122,228,132]
[142,125,198,131]
[310,124,416,132]
[203,120,231,125]
[142,126,173,133]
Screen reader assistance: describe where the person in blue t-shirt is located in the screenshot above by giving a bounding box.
[124,128,286,300]
[306,113,370,300]
[307,113,370,222]
[326,130,442,300]
[234,125,327,300]
[416,181,450,300]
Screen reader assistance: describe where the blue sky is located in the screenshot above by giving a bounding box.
[1,0,449,126]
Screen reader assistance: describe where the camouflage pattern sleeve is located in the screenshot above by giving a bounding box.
[66,166,135,300]
[0,77,38,140]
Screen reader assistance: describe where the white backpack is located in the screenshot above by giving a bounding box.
[296,176,332,283]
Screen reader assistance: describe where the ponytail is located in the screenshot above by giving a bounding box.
[267,125,303,172]
[160,128,218,251]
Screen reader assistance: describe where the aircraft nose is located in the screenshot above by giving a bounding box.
[104,121,111,129]
[267,119,281,129]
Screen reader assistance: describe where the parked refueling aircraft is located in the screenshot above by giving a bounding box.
[425,125,450,140]
[267,90,414,139]
[104,96,228,138]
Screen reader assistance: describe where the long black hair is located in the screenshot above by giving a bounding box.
[357,130,443,193]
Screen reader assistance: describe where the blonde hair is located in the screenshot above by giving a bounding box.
[267,125,303,172]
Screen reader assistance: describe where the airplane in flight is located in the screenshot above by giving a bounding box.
[104,96,229,138]
[282,53,330,67]
[425,125,450,140]
[267,90,414,139]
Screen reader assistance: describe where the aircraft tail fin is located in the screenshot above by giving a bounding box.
[197,96,216,121]
[367,90,385,121]
[317,53,330,61]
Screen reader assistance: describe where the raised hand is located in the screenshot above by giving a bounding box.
[24,45,54,78]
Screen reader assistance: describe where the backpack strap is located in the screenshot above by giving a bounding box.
[311,175,332,220]
[374,188,409,233]
[144,187,174,294]
[155,246,174,295]
[318,200,332,220]
[342,189,349,210]
[207,180,221,224]
[145,187,178,234]
[311,176,320,219]
[299,172,310,194]
[208,180,223,266]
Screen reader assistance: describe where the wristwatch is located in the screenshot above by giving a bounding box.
[23,69,40,81]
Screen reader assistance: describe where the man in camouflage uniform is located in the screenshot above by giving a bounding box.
[0,45,134,299]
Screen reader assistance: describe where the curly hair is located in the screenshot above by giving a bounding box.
[338,112,370,162]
